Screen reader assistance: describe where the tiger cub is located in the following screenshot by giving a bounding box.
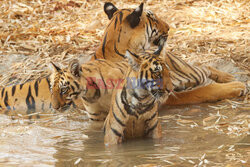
[50,59,128,121]
[104,50,173,145]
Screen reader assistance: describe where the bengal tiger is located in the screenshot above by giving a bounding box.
[93,2,246,105]
[0,76,54,119]
[103,50,173,145]
[93,2,169,61]
[0,64,81,119]
[50,58,128,121]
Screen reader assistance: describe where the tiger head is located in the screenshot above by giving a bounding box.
[49,60,82,110]
[125,50,173,102]
[96,2,170,60]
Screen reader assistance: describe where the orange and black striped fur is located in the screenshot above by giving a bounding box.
[50,49,246,122]
[93,2,246,105]
[104,50,173,145]
[50,59,128,121]
[93,2,169,61]
[0,77,53,119]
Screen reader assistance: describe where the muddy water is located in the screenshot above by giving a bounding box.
[0,100,249,167]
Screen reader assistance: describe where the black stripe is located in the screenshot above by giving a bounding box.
[99,70,107,93]
[46,77,51,90]
[118,27,122,43]
[20,83,24,90]
[88,112,100,116]
[1,88,5,97]
[168,55,192,81]
[111,127,122,137]
[82,67,92,73]
[190,73,199,86]
[90,118,102,121]
[103,121,107,134]
[127,50,139,59]
[41,102,45,111]
[148,18,153,37]
[121,87,138,118]
[145,112,157,123]
[137,99,155,115]
[145,70,148,80]
[73,81,80,89]
[26,86,36,114]
[112,110,125,127]
[70,85,75,92]
[146,22,149,37]
[102,32,108,59]
[119,11,123,23]
[11,86,16,96]
[114,42,126,58]
[117,67,125,75]
[93,53,97,60]
[4,91,10,109]
[115,95,126,118]
[69,91,81,97]
[96,59,115,68]
[146,121,158,135]
[34,80,39,96]
[196,67,205,84]
[114,16,118,30]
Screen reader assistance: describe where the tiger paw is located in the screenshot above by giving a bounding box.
[215,72,235,83]
[226,81,247,97]
[206,66,235,83]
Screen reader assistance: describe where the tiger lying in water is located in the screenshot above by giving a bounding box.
[0,77,53,119]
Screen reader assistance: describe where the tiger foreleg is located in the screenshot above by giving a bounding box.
[165,81,247,105]
[145,111,162,139]
[104,111,126,146]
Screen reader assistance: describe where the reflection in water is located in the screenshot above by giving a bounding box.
[0,101,249,166]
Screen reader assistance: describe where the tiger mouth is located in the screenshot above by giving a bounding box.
[58,101,73,112]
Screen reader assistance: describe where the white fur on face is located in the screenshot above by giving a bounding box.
[153,64,162,72]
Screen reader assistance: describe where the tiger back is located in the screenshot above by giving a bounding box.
[104,50,173,145]
[0,77,52,119]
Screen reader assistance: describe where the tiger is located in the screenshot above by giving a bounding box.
[0,76,53,119]
[50,58,128,121]
[92,2,246,105]
[0,64,82,119]
[103,50,173,145]
[93,2,169,61]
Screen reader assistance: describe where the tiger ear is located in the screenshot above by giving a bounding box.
[69,59,81,77]
[126,3,144,28]
[50,62,61,72]
[104,2,118,20]
[125,50,141,71]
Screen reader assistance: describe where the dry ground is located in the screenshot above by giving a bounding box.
[0,0,249,85]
